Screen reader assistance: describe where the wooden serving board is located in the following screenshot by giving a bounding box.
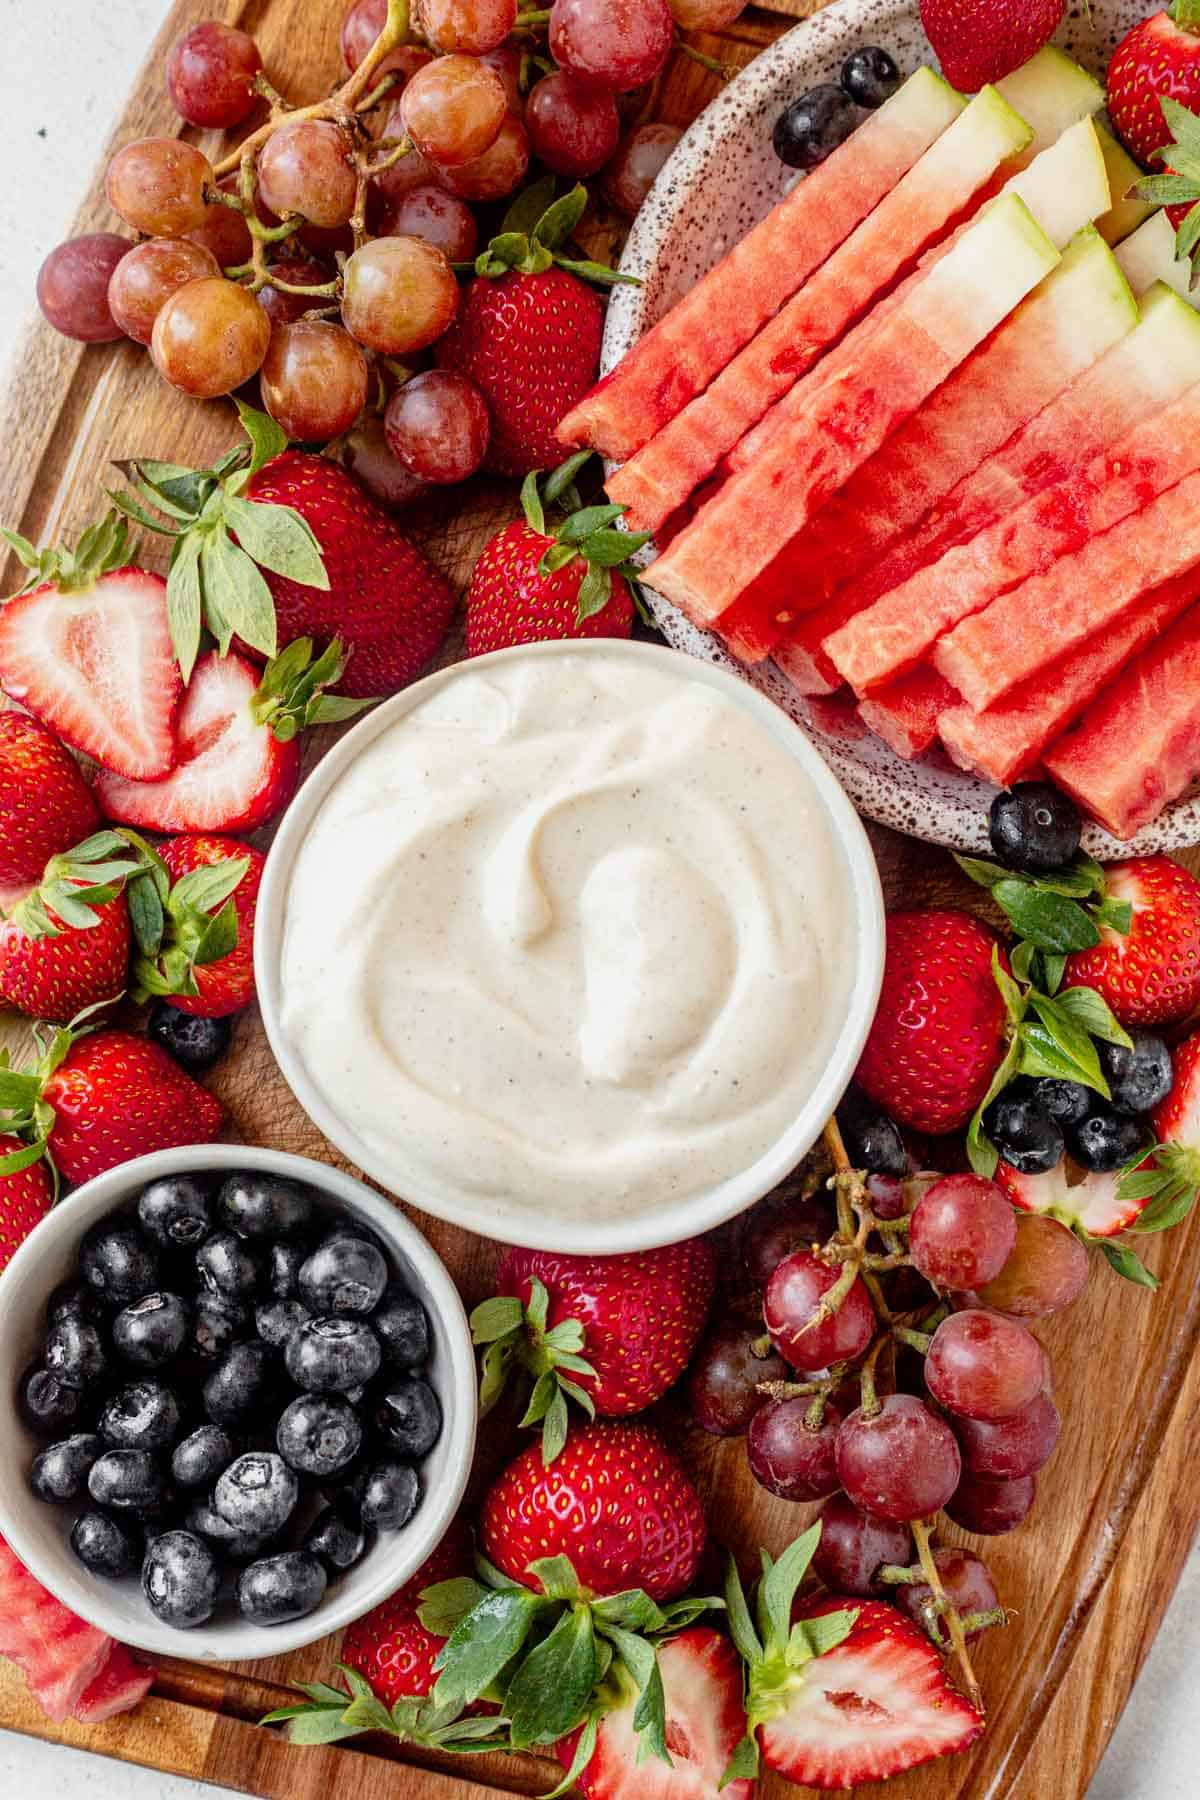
[3,1,1200,1796]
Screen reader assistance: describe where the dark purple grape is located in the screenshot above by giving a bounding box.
[688,1323,787,1436]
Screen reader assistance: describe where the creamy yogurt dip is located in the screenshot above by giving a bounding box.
[276,643,864,1235]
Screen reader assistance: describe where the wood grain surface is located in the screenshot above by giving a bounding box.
[3,1,1200,1797]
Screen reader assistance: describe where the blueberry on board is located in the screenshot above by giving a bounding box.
[44,1317,107,1389]
[20,1367,91,1437]
[840,45,901,108]
[45,1282,103,1328]
[191,1293,248,1361]
[255,1298,311,1351]
[1098,1032,1174,1116]
[213,1452,299,1538]
[88,1448,169,1514]
[285,1317,382,1394]
[299,1239,388,1317]
[373,1379,442,1460]
[218,1172,315,1241]
[171,1425,234,1491]
[277,1394,363,1479]
[835,1085,907,1177]
[203,1341,274,1426]
[71,1510,142,1578]
[100,1380,182,1453]
[988,782,1082,874]
[360,1459,420,1531]
[196,1231,261,1303]
[772,84,858,170]
[30,1434,102,1505]
[236,1551,327,1626]
[1070,1107,1145,1173]
[304,1505,370,1572]
[113,1292,189,1368]
[143,1531,220,1629]
[1032,1077,1093,1127]
[79,1219,159,1308]
[983,1092,1064,1176]
[372,1287,430,1370]
[148,1004,232,1074]
[268,1242,307,1301]
[138,1176,213,1248]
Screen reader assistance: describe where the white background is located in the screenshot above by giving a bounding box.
[0,1,1198,1794]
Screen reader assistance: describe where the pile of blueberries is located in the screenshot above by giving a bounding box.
[18,1169,443,1631]
[773,45,902,171]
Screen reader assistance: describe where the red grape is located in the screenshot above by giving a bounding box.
[107,138,213,236]
[258,120,357,229]
[374,185,478,260]
[342,411,431,509]
[107,237,221,346]
[342,0,434,83]
[897,1548,999,1643]
[341,235,459,352]
[37,234,130,342]
[549,0,675,93]
[748,1398,844,1502]
[946,1472,1037,1536]
[166,22,262,128]
[953,1390,1061,1481]
[186,185,254,269]
[836,1394,962,1522]
[764,1252,876,1374]
[401,55,507,166]
[421,0,518,55]
[741,1190,836,1288]
[384,370,491,483]
[603,124,682,217]
[812,1493,914,1596]
[670,0,747,26]
[688,1322,787,1436]
[909,1174,1016,1292]
[438,117,530,203]
[261,320,369,441]
[150,277,271,398]
[480,44,525,115]
[527,72,620,179]
[975,1213,1089,1318]
[258,256,336,327]
[925,1309,1046,1422]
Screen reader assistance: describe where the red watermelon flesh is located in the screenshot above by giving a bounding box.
[0,1537,112,1721]
[858,668,959,758]
[73,1645,155,1723]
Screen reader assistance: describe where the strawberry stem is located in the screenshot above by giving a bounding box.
[1172,0,1200,32]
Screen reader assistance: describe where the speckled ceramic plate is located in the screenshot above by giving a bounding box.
[602,0,1195,855]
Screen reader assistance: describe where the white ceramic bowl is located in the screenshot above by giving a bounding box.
[0,1145,477,1662]
[255,638,885,1254]
[602,0,1197,856]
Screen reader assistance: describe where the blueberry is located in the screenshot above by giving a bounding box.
[213,1452,298,1538]
[44,1317,107,1388]
[773,84,858,170]
[299,1239,387,1317]
[989,782,1082,874]
[148,1004,232,1074]
[277,1395,362,1479]
[101,1380,182,1452]
[196,1232,261,1303]
[80,1219,159,1308]
[138,1176,213,1248]
[304,1505,370,1572]
[1032,1077,1093,1127]
[113,1292,189,1368]
[191,1294,248,1361]
[983,1092,1064,1175]
[255,1298,311,1350]
[361,1459,420,1531]
[236,1552,327,1626]
[1070,1106,1145,1173]
[184,1499,274,1563]
[840,45,901,108]
[70,1510,142,1578]
[171,1425,234,1490]
[373,1379,442,1460]
[45,1281,103,1328]
[30,1434,102,1504]
[372,1287,430,1370]
[285,1317,381,1394]
[1098,1032,1174,1116]
[88,1449,169,1514]
[218,1172,315,1241]
[836,1085,907,1177]
[20,1367,91,1436]
[204,1341,273,1426]
[143,1531,220,1629]
[268,1242,308,1300]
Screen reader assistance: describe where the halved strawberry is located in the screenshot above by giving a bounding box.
[0,516,179,779]
[994,1157,1150,1238]
[1061,857,1200,1029]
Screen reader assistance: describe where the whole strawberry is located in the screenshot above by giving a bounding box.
[0,713,98,894]
[474,1239,716,1459]
[130,834,263,1018]
[0,832,138,1021]
[1061,856,1200,1027]
[1109,2,1200,165]
[481,1420,705,1601]
[0,1139,52,1274]
[855,910,1008,1135]
[919,0,1064,90]
[341,1521,473,1704]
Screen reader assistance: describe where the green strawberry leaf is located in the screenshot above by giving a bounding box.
[543,451,593,507]
[721,1734,761,1787]
[553,255,640,287]
[632,1655,669,1767]
[166,532,204,682]
[954,853,1009,890]
[1098,1239,1159,1289]
[576,560,613,623]
[235,399,288,474]
[580,527,653,567]
[723,1555,763,1665]
[417,1577,489,1638]
[504,1605,597,1750]
[200,531,278,660]
[223,495,328,591]
[543,1715,599,1800]
[790,1607,858,1661]
[526,1556,583,1604]
[991,881,1100,954]
[0,1138,50,1175]
[533,185,589,251]
[470,1295,525,1343]
[1051,985,1132,1050]
[502,175,559,240]
[966,1035,1021,1179]
[432,1588,545,1706]
[760,1524,821,1654]
[592,1590,669,1634]
[1094,895,1134,935]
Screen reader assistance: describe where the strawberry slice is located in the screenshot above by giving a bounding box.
[0,1535,112,1721]
[72,1645,155,1722]
[0,516,179,779]
[994,1157,1150,1238]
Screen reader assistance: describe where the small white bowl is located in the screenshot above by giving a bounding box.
[255,638,885,1254]
[0,1145,477,1662]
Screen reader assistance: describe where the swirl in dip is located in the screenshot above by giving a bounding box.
[277,644,861,1233]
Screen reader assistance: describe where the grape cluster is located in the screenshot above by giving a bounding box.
[35,0,728,491]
